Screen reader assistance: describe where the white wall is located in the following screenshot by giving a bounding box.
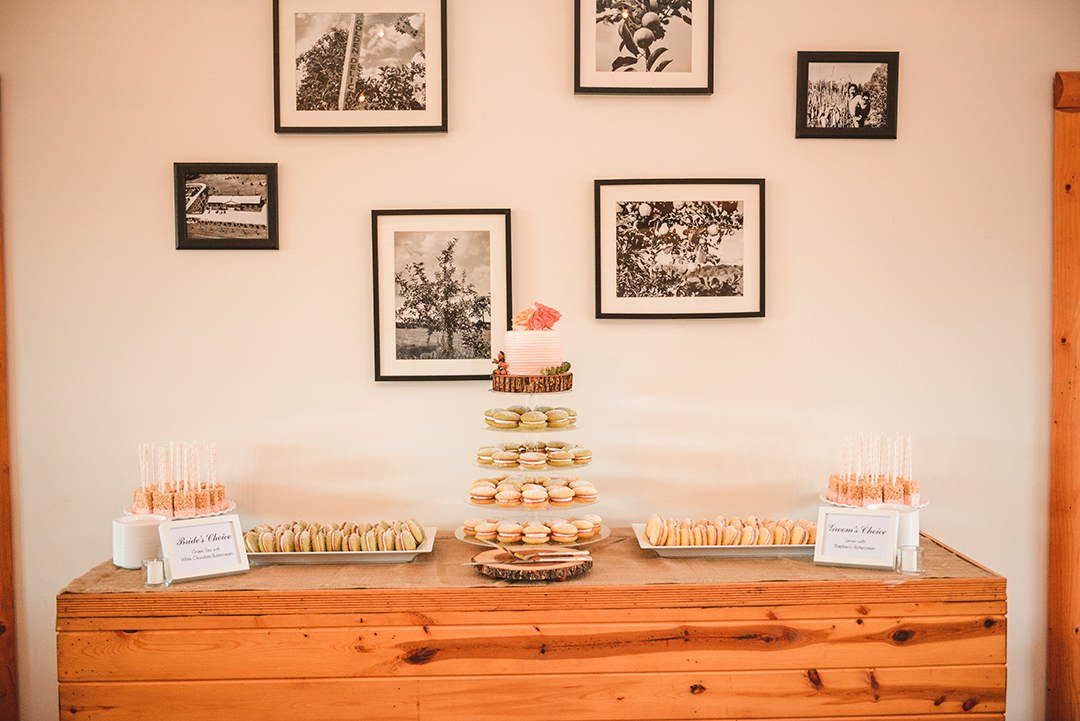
[1,0,1076,717]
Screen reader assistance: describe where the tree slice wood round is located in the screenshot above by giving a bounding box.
[491,373,572,394]
[471,549,592,581]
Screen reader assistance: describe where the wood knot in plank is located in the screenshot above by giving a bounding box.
[689,684,706,695]
[806,669,823,689]
[402,646,439,665]
[963,697,979,711]
[890,628,914,643]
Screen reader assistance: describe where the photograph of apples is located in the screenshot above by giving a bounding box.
[575,0,713,94]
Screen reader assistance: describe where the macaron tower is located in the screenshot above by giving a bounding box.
[463,304,600,550]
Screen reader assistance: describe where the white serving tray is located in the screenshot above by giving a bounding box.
[819,493,929,510]
[632,523,816,558]
[125,500,236,518]
[248,528,436,564]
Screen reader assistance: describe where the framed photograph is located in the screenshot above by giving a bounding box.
[174,163,278,250]
[595,178,765,319]
[575,0,714,95]
[796,51,899,139]
[274,0,447,133]
[372,209,512,381]
[813,507,899,570]
[157,514,250,583]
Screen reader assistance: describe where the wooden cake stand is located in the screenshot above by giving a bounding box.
[470,548,592,581]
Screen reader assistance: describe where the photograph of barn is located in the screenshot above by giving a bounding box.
[184,173,269,241]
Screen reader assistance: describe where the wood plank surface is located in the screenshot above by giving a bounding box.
[57,615,1005,681]
[57,665,1006,721]
[55,599,1009,632]
[55,575,1006,621]
[1050,69,1080,721]
[0,78,18,719]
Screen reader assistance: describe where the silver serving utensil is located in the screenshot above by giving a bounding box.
[462,553,591,567]
[500,545,590,560]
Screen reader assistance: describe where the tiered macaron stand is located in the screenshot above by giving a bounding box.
[458,387,605,579]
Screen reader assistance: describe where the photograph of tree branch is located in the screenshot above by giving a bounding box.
[274,0,447,133]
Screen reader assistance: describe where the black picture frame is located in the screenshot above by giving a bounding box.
[372,209,512,381]
[796,51,899,139]
[274,0,448,134]
[174,163,279,250]
[595,178,765,319]
[575,0,714,95]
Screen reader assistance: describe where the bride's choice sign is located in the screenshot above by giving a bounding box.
[158,515,250,583]
[813,507,899,570]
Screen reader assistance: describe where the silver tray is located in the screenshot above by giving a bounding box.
[247,527,436,564]
[632,523,815,558]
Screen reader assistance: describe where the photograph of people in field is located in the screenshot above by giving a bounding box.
[294,12,426,111]
[614,199,744,298]
[805,60,889,129]
[594,0,693,73]
[393,230,491,360]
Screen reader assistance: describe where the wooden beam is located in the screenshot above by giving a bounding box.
[0,76,17,719]
[57,615,1007,681]
[1055,71,1080,111]
[1050,70,1080,720]
[59,666,1007,721]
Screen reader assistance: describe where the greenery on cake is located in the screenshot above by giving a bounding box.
[541,361,572,376]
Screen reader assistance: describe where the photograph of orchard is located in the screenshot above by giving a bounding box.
[594,0,693,73]
[614,199,744,298]
[393,230,491,360]
[294,12,426,112]
[805,60,888,129]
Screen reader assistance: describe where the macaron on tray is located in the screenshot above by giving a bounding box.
[457,513,608,548]
[243,518,435,564]
[469,475,598,509]
[484,405,578,431]
[634,515,818,558]
[476,441,592,470]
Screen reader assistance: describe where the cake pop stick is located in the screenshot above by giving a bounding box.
[903,436,912,480]
[138,444,147,492]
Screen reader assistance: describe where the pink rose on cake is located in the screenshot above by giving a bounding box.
[512,307,534,329]
[513,302,562,330]
[533,302,562,329]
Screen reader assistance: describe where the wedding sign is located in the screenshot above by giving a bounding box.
[813,507,899,570]
[158,514,250,582]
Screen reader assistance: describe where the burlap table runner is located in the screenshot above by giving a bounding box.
[61,527,995,595]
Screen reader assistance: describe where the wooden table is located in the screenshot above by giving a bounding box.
[56,528,1006,720]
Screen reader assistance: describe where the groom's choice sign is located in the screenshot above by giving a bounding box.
[813,507,899,570]
[158,514,249,582]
